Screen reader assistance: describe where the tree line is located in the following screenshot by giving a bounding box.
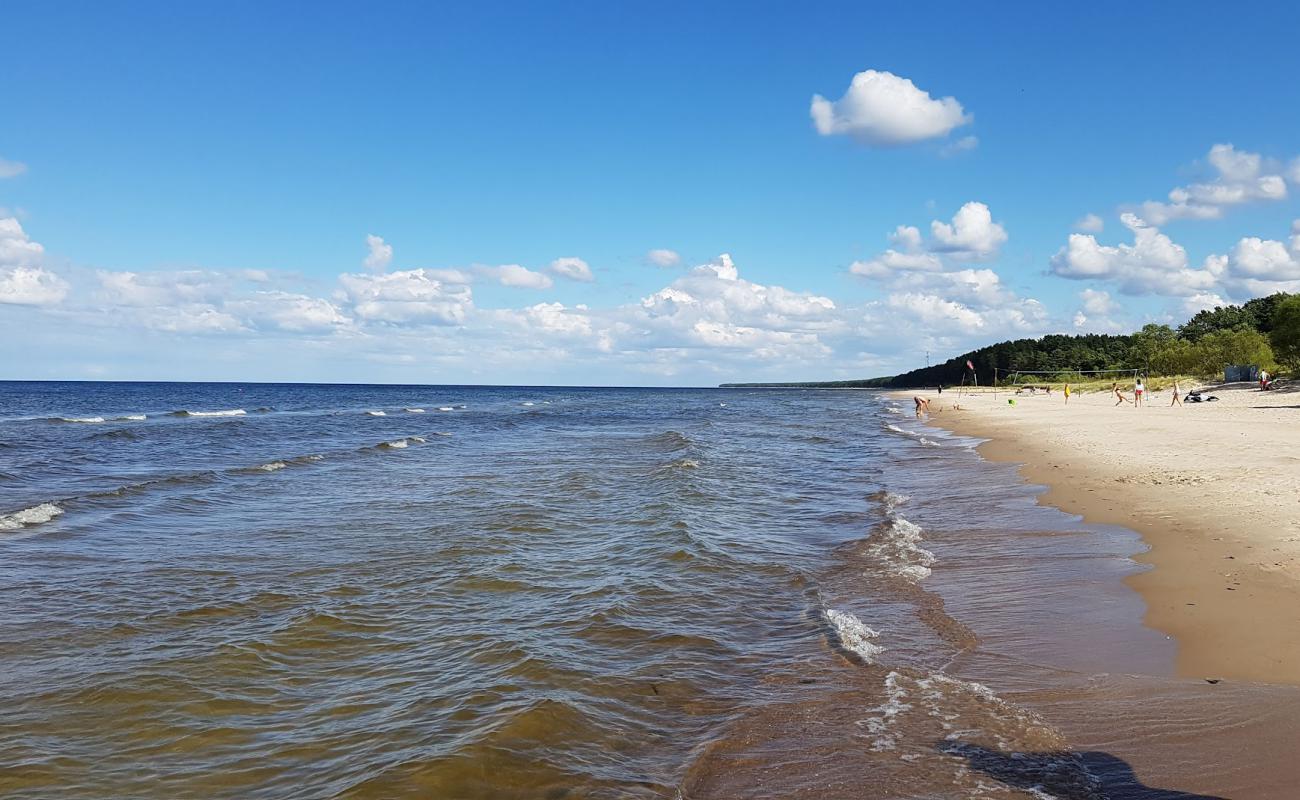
[722,292,1300,389]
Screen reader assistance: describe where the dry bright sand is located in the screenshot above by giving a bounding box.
[907,382,1300,685]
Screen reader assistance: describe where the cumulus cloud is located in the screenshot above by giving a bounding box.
[363,234,393,272]
[0,158,28,179]
[929,202,1007,259]
[810,69,972,146]
[1074,214,1104,233]
[548,256,594,282]
[227,292,351,332]
[0,217,68,307]
[646,248,681,268]
[1136,144,1289,225]
[1049,213,1220,296]
[850,202,1007,280]
[476,263,554,290]
[1079,288,1116,315]
[0,217,45,266]
[339,268,473,324]
[0,267,70,306]
[1213,219,1300,296]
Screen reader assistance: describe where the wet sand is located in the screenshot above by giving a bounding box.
[906,383,1300,685]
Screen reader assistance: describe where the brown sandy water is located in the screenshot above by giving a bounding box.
[1,383,1297,798]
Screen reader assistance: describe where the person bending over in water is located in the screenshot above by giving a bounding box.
[914,396,931,416]
[1112,382,1130,406]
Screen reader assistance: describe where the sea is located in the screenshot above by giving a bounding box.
[2,381,1298,799]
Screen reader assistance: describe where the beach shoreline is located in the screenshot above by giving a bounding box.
[899,383,1300,686]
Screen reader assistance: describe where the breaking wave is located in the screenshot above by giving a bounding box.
[0,502,65,531]
[824,607,884,664]
[865,516,936,582]
[365,410,387,417]
[171,409,246,418]
[50,414,147,423]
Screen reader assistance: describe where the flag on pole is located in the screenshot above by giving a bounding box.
[966,359,974,371]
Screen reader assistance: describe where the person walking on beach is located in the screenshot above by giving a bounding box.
[1064,382,1071,406]
[1134,376,1145,408]
[1170,379,1182,406]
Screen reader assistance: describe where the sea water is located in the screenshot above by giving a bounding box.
[1,382,1296,798]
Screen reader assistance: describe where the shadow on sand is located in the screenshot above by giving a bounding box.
[940,741,1228,799]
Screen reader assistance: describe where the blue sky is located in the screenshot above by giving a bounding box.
[3,1,1299,384]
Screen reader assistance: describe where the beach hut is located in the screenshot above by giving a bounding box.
[1224,364,1260,382]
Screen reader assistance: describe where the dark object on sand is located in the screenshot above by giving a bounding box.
[1186,391,1219,403]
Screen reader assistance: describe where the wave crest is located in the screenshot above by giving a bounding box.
[1,502,65,531]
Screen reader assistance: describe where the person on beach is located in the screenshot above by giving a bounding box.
[1112,382,1130,406]
[1171,379,1182,406]
[1134,376,1145,408]
[1260,369,1269,390]
[1064,382,1071,405]
[914,396,930,417]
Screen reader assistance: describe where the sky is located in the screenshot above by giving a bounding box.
[3,1,1300,385]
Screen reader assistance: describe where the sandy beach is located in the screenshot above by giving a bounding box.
[906,382,1300,685]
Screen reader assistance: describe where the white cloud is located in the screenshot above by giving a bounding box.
[363,234,393,273]
[1074,213,1104,233]
[851,202,1007,280]
[0,267,70,306]
[1079,288,1116,315]
[810,69,972,146]
[228,291,351,332]
[646,248,681,268]
[339,268,474,324]
[476,263,553,289]
[0,217,68,307]
[1049,213,1219,296]
[0,217,45,266]
[0,158,27,179]
[939,135,979,157]
[1136,144,1289,225]
[929,202,1007,259]
[548,256,594,282]
[1211,219,1300,297]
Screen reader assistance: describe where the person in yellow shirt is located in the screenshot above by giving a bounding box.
[1063,382,1071,405]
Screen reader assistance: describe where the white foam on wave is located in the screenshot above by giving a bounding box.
[365,410,387,417]
[379,436,426,450]
[919,437,941,447]
[824,608,885,664]
[0,502,65,531]
[857,670,913,751]
[405,408,426,413]
[437,407,455,412]
[673,458,700,469]
[56,413,149,423]
[256,461,288,472]
[521,402,535,407]
[881,491,909,512]
[183,409,246,417]
[866,516,936,581]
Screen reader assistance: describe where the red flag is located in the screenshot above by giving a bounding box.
[966,359,974,371]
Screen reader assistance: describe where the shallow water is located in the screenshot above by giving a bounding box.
[1,382,1296,798]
